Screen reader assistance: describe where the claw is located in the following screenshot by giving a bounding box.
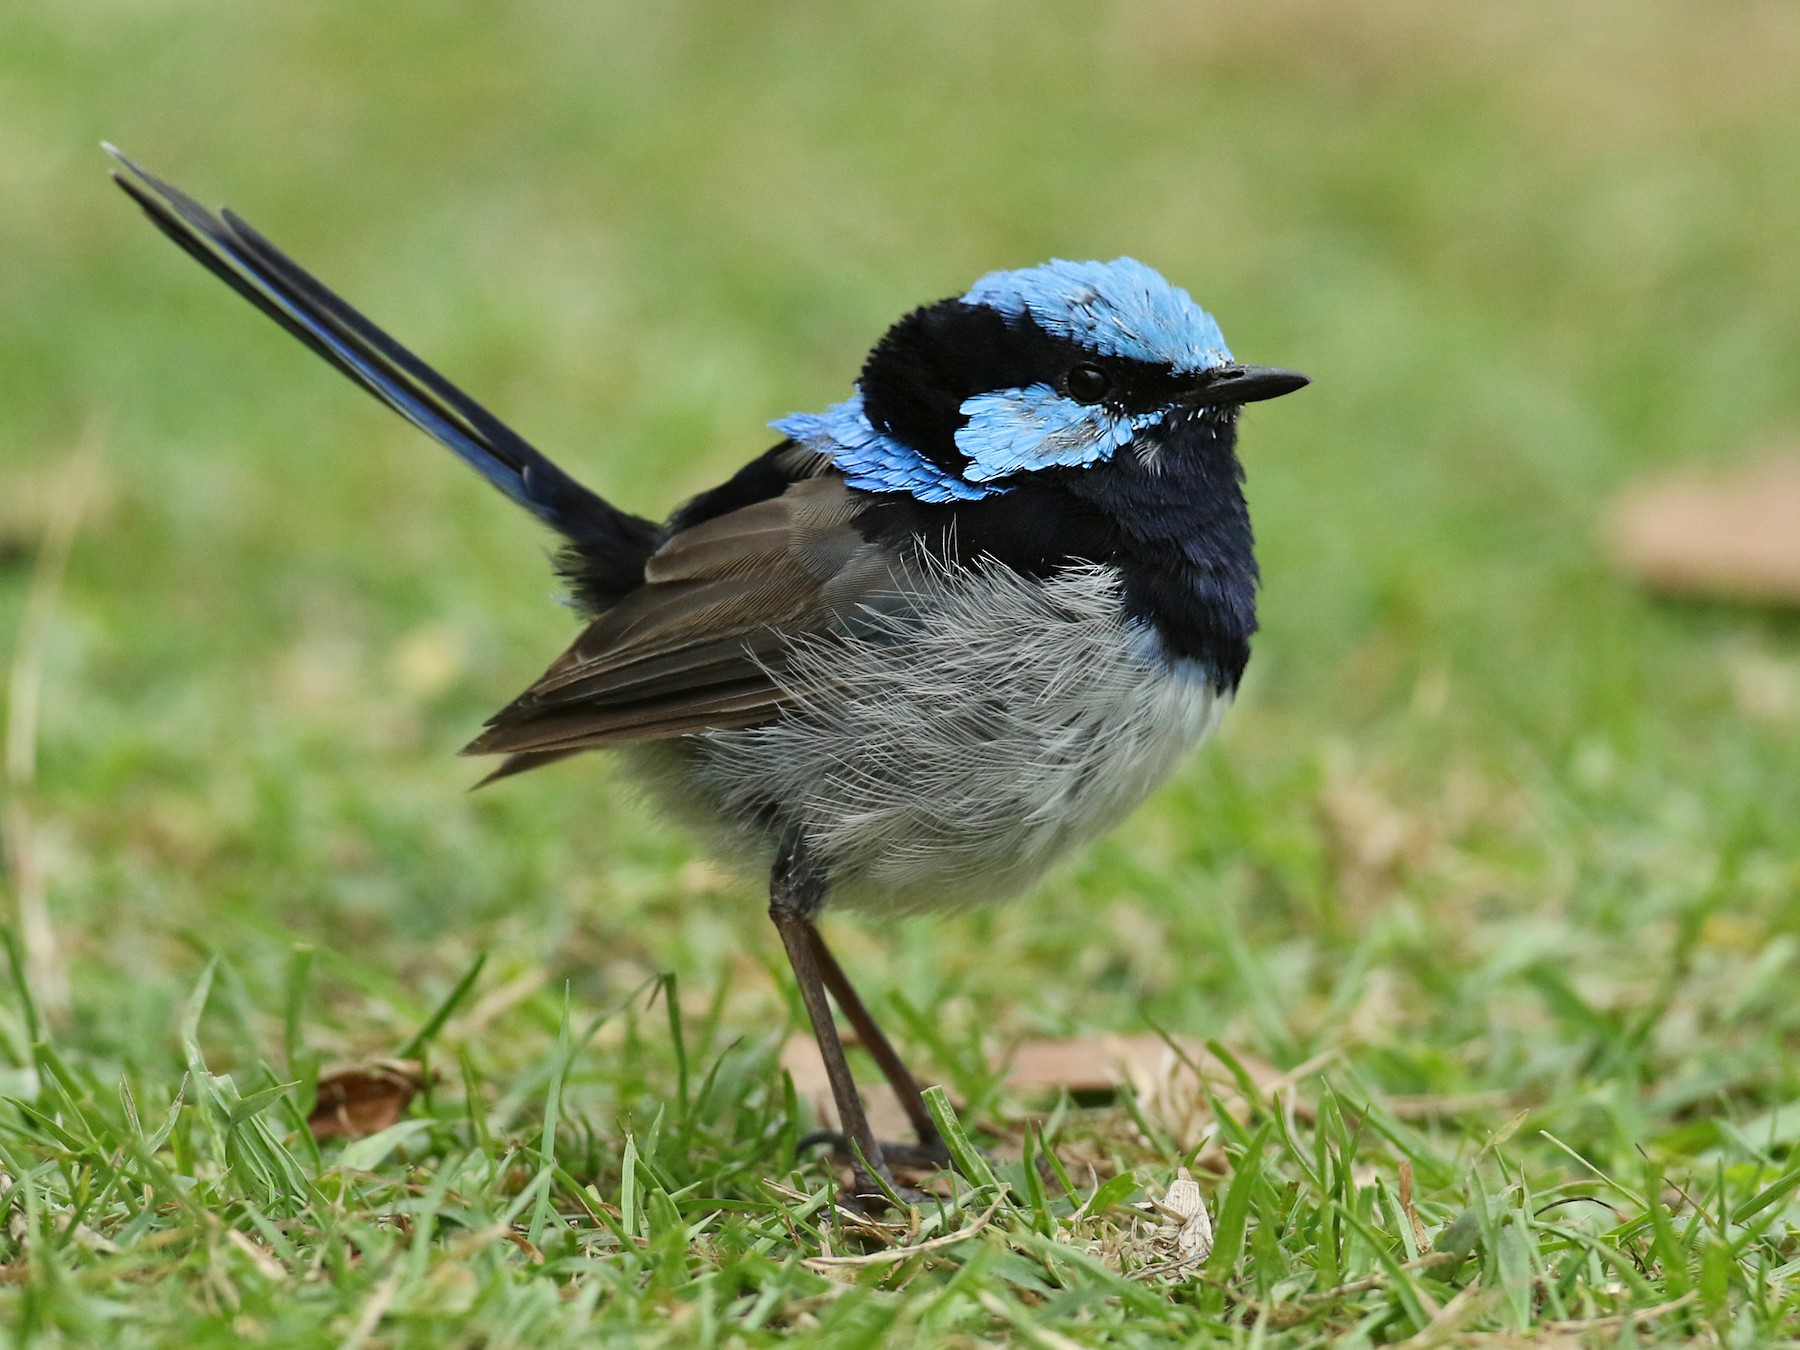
[799,1129,952,1173]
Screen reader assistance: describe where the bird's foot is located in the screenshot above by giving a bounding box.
[798,1130,953,1212]
[798,1129,951,1173]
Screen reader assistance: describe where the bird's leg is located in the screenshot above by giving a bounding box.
[768,834,895,1207]
[806,925,949,1169]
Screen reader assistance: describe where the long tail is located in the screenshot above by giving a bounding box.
[106,145,659,612]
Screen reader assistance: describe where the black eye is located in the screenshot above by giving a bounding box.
[1065,363,1111,404]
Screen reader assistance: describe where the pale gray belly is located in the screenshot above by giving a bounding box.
[625,561,1226,913]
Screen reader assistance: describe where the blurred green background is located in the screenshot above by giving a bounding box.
[3,0,1800,1335]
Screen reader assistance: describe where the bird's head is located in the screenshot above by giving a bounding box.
[774,257,1306,502]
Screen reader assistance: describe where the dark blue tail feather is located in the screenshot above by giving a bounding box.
[107,145,658,611]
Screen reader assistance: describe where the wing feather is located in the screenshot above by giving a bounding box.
[464,475,899,760]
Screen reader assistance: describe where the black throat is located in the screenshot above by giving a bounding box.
[855,413,1259,692]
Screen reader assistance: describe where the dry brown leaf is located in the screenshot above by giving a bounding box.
[307,1058,426,1141]
[780,1030,1316,1169]
[1008,1035,1321,1161]
[1607,455,1800,605]
[1003,1034,1287,1098]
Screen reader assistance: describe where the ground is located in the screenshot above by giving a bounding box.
[3,1,1800,1344]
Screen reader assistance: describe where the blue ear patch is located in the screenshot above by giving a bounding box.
[955,384,1156,481]
[964,258,1231,374]
[772,394,995,502]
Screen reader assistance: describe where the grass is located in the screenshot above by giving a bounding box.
[4,0,1800,1342]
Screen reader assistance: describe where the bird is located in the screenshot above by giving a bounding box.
[107,145,1307,1208]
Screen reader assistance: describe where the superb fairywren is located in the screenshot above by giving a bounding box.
[109,147,1306,1206]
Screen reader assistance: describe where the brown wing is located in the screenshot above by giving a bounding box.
[463,475,899,769]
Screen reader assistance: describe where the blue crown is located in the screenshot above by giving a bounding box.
[963,257,1231,374]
